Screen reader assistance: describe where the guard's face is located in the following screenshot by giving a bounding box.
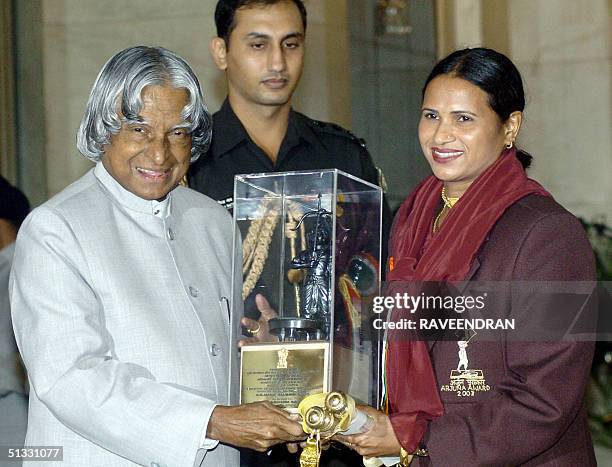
[418,75,518,197]
[212,0,305,109]
[102,85,191,201]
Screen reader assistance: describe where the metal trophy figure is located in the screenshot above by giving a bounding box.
[291,197,333,326]
[269,195,332,341]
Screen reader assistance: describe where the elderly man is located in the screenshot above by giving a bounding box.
[10,46,302,467]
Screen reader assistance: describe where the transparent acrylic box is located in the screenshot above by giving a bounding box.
[229,170,382,411]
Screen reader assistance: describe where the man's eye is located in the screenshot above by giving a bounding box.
[457,115,473,122]
[284,42,300,49]
[423,112,438,120]
[250,43,265,50]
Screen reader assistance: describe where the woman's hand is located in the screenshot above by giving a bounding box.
[334,405,402,458]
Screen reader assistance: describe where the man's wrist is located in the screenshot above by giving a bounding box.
[206,405,227,441]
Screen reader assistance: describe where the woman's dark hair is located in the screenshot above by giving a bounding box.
[423,47,532,169]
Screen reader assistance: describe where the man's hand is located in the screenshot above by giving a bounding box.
[207,402,305,451]
[239,294,278,346]
[334,405,401,457]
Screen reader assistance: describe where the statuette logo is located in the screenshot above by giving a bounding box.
[277,347,289,369]
[440,332,490,397]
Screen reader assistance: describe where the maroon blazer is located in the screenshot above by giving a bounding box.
[416,195,596,466]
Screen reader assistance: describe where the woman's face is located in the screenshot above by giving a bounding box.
[418,75,513,197]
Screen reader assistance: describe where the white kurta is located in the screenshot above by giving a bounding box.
[10,163,240,466]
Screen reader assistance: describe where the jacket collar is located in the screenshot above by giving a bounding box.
[94,162,171,217]
[210,99,250,160]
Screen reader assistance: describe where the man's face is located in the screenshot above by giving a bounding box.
[101,85,192,201]
[214,1,305,109]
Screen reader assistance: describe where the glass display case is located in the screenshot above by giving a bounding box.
[228,170,382,411]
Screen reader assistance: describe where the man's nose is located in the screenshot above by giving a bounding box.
[148,136,170,165]
[267,44,287,73]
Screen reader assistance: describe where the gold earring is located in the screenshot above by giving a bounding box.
[506,141,514,149]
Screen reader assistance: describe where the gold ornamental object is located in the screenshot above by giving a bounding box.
[298,392,356,467]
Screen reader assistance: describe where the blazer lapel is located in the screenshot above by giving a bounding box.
[426,257,482,352]
[455,257,482,294]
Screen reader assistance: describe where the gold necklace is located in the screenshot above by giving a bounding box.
[434,187,460,232]
[441,186,459,208]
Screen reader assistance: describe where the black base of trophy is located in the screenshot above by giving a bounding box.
[268,317,323,341]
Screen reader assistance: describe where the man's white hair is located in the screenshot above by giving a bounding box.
[76,46,212,163]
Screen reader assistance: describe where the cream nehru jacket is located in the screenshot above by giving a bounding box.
[11,163,240,466]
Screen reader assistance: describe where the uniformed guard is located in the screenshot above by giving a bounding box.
[188,0,389,218]
[188,2,390,465]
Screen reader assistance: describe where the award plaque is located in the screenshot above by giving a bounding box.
[240,342,328,410]
[229,170,383,411]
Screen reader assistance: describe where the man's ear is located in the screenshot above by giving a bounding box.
[210,37,228,71]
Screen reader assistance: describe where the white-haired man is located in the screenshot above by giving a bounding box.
[10,46,302,467]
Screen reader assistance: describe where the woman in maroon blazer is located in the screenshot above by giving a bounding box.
[338,48,596,466]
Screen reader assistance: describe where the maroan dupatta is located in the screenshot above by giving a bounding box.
[384,149,551,451]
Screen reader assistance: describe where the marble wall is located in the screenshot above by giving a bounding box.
[0,1,16,183]
[437,0,610,222]
[20,0,612,223]
[38,0,351,197]
[508,0,611,222]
